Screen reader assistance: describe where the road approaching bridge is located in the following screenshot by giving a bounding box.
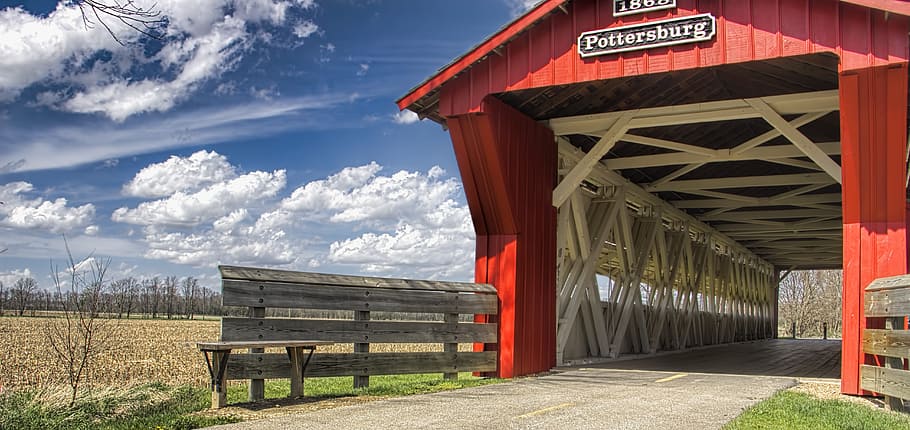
[208,339,836,429]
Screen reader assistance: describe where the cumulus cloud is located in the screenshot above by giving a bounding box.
[123,150,236,198]
[280,162,475,279]
[113,169,286,226]
[0,0,321,120]
[392,110,420,125]
[0,182,95,233]
[113,154,475,280]
[0,268,33,288]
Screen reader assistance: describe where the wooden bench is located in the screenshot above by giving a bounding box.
[210,265,499,408]
[197,340,332,408]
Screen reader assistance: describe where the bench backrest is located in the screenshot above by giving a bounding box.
[219,265,499,382]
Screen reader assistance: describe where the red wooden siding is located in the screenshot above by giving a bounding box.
[435,0,909,116]
[839,63,909,395]
[447,97,557,377]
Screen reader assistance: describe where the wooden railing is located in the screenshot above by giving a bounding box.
[862,274,910,411]
[218,265,499,402]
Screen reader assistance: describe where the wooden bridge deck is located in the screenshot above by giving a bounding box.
[589,339,841,379]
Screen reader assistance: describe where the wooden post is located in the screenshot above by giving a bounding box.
[792,322,797,339]
[249,306,265,401]
[884,317,906,412]
[288,347,304,398]
[354,310,370,388]
[444,312,459,380]
[823,323,828,340]
[212,351,229,409]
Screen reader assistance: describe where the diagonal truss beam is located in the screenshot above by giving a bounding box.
[746,99,842,183]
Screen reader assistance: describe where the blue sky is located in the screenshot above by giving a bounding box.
[0,0,539,288]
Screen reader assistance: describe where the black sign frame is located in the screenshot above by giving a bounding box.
[613,0,677,17]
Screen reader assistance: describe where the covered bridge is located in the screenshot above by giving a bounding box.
[397,0,910,395]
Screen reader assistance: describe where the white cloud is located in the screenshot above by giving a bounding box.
[0,92,353,174]
[504,0,542,16]
[0,182,95,234]
[0,268,33,288]
[123,150,236,198]
[293,20,319,38]
[112,169,286,227]
[84,225,100,236]
[392,110,420,125]
[112,156,474,280]
[356,63,370,76]
[0,0,321,120]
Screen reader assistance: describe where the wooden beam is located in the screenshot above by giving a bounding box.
[747,99,842,183]
[606,142,841,170]
[552,113,632,207]
[648,173,835,192]
[672,193,842,209]
[730,111,831,155]
[548,90,839,136]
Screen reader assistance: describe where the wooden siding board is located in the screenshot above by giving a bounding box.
[839,64,909,395]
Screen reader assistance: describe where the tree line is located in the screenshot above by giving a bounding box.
[778,270,842,338]
[0,275,222,320]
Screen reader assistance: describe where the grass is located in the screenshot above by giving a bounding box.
[226,373,502,404]
[725,391,910,430]
[0,373,502,430]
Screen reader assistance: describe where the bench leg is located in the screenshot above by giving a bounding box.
[287,347,303,398]
[203,350,231,409]
[287,346,316,398]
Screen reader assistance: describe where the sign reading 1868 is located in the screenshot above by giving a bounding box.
[577,14,716,58]
[614,0,676,17]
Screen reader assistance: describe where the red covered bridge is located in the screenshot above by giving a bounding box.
[397,0,910,396]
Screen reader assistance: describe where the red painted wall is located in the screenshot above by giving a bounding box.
[839,63,909,395]
[447,97,557,377]
[436,0,909,116]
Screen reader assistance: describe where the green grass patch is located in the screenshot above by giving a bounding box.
[0,383,238,430]
[1,373,501,429]
[725,391,910,430]
[227,372,503,404]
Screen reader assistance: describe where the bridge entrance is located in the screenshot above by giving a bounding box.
[398,0,910,395]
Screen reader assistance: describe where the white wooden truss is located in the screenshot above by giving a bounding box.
[551,90,837,362]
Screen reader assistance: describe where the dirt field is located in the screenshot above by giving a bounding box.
[0,316,453,390]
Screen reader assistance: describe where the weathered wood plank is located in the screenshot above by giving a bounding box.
[220,266,496,294]
[222,280,498,314]
[861,365,910,401]
[864,290,910,318]
[863,329,910,359]
[226,352,498,379]
[866,275,910,292]
[220,318,498,344]
[198,340,334,350]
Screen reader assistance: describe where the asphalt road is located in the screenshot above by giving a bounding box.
[208,367,796,430]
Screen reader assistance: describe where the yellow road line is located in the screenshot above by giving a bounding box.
[516,402,575,419]
[655,373,688,383]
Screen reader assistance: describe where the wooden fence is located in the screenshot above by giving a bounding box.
[862,274,910,411]
[218,265,499,401]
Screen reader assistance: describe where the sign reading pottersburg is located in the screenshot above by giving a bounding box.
[578,14,716,58]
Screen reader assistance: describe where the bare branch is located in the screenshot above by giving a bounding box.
[74,0,167,45]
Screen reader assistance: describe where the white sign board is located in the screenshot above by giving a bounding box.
[614,0,677,17]
[578,13,716,58]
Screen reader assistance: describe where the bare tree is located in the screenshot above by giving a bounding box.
[74,0,166,45]
[181,276,198,320]
[0,281,5,316]
[779,270,842,338]
[43,246,115,406]
[11,277,38,316]
[164,276,178,319]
